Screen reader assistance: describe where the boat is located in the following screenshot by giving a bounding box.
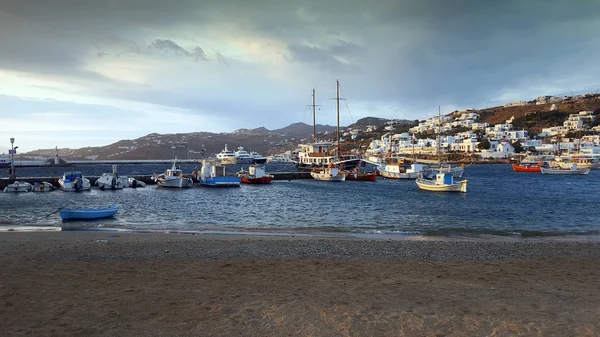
[540,162,590,175]
[3,181,33,193]
[234,146,255,164]
[344,168,377,181]
[556,155,600,170]
[378,136,424,179]
[216,144,237,164]
[196,160,241,187]
[266,155,293,164]
[59,171,91,192]
[311,164,346,182]
[59,205,119,221]
[236,164,274,184]
[250,151,268,164]
[125,177,146,188]
[96,173,125,190]
[32,181,55,192]
[294,87,361,171]
[152,159,193,188]
[424,107,464,178]
[0,157,10,168]
[416,171,468,193]
[512,157,543,172]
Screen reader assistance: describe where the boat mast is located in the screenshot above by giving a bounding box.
[412,133,416,164]
[312,88,317,142]
[336,79,341,159]
[438,106,442,165]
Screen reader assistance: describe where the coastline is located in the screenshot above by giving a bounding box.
[2,232,600,336]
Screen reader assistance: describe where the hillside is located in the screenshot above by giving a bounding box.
[476,95,600,133]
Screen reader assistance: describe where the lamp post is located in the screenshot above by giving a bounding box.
[9,138,16,179]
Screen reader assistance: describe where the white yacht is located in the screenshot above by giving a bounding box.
[216,144,237,164]
[152,159,193,188]
[234,146,254,164]
[250,151,267,164]
[59,171,92,192]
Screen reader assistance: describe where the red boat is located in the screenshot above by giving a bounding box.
[343,170,377,181]
[236,164,273,184]
[240,175,273,184]
[512,161,542,172]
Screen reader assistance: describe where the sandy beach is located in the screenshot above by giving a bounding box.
[1,232,599,336]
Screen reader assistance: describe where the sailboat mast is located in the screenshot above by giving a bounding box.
[336,79,341,158]
[312,88,317,142]
[412,133,416,163]
[438,106,442,164]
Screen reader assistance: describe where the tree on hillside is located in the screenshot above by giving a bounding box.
[477,138,491,150]
[512,140,523,153]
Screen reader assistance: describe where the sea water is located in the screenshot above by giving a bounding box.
[1,164,599,238]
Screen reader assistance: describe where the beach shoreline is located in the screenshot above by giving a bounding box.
[2,232,599,336]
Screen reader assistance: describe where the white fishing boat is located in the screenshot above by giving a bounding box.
[125,177,146,188]
[3,181,33,193]
[416,171,467,193]
[424,107,464,178]
[152,159,193,188]
[196,160,241,187]
[32,182,55,192]
[378,136,424,179]
[311,164,346,182]
[540,162,590,175]
[59,171,92,192]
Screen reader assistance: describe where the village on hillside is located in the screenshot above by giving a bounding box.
[299,93,600,162]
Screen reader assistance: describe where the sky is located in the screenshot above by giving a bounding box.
[1,0,599,152]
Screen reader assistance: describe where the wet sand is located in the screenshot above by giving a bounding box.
[1,232,599,336]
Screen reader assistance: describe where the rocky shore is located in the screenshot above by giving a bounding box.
[2,232,599,336]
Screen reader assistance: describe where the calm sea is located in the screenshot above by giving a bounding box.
[1,164,599,238]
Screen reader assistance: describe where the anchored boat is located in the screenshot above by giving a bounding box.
[152,159,193,188]
[60,205,119,221]
[3,181,33,193]
[237,164,273,184]
[59,171,91,192]
[416,171,468,193]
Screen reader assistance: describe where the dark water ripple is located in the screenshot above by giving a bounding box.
[1,164,600,237]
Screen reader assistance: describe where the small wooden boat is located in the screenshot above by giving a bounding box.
[60,206,119,221]
[540,163,590,175]
[512,158,542,172]
[237,165,274,184]
[416,172,467,193]
[153,159,193,188]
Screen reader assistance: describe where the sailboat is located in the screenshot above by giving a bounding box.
[295,86,361,172]
[310,80,348,182]
[423,107,464,178]
[416,106,468,193]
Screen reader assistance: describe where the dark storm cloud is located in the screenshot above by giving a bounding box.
[1,0,599,123]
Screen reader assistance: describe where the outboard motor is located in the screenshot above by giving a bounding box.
[111,177,117,189]
[74,177,83,191]
[131,179,137,188]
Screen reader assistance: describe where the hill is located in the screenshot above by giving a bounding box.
[476,95,600,133]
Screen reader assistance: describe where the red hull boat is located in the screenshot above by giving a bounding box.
[512,163,542,172]
[344,171,377,181]
[240,175,273,184]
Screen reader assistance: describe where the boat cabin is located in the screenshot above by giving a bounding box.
[436,172,455,185]
[249,165,266,178]
[62,171,83,181]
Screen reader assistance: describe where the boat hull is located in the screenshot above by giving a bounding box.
[60,206,119,221]
[540,168,590,175]
[59,178,92,192]
[344,172,377,181]
[201,177,241,187]
[415,179,467,193]
[378,169,419,179]
[512,164,541,172]
[240,176,273,184]
[33,182,55,192]
[156,178,194,188]
[310,172,346,182]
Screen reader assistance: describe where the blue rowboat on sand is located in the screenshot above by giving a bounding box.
[60,206,119,221]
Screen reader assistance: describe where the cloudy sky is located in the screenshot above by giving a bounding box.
[1,0,599,152]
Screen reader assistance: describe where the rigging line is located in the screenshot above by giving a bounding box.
[338,82,355,125]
